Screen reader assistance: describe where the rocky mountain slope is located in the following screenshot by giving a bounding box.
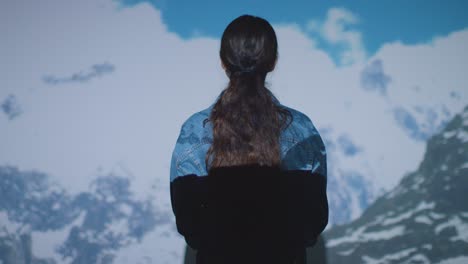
[324,104,468,264]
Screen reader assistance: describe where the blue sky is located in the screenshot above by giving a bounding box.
[116,0,468,62]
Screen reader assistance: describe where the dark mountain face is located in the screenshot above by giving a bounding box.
[324,105,468,264]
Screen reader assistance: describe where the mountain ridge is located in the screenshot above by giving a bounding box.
[324,104,468,263]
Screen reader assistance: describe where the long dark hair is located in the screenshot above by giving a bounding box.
[204,14,292,170]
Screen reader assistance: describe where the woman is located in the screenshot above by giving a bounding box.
[170,14,328,264]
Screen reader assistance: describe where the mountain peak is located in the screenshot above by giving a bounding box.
[324,104,468,264]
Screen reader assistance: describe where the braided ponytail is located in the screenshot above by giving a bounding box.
[205,15,292,170]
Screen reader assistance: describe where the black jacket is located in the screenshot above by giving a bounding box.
[170,100,328,263]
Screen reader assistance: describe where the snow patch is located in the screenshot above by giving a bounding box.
[362,248,417,264]
[112,224,186,264]
[381,201,435,226]
[0,211,24,235]
[406,253,430,264]
[327,225,406,247]
[435,215,468,242]
[457,130,468,142]
[337,248,355,256]
[32,211,86,262]
[430,212,445,220]
[437,256,468,264]
[381,211,414,226]
[422,244,432,250]
[415,215,433,225]
[106,218,131,239]
[463,118,468,127]
[119,204,133,216]
[386,184,408,199]
[443,130,457,139]
[411,175,425,190]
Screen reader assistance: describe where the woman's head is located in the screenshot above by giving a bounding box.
[220,14,278,77]
[205,14,291,170]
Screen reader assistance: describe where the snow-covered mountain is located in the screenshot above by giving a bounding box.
[319,128,379,226]
[0,166,175,263]
[324,104,468,263]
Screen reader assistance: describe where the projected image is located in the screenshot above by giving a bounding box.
[1,0,467,263]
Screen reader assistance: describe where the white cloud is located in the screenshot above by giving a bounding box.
[371,30,468,142]
[306,7,366,65]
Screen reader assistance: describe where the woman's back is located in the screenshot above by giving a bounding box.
[169,14,328,264]
[170,101,328,264]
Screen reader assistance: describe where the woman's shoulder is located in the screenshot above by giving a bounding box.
[170,107,214,181]
[178,104,214,141]
[279,103,322,141]
[180,106,212,133]
[278,104,327,175]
